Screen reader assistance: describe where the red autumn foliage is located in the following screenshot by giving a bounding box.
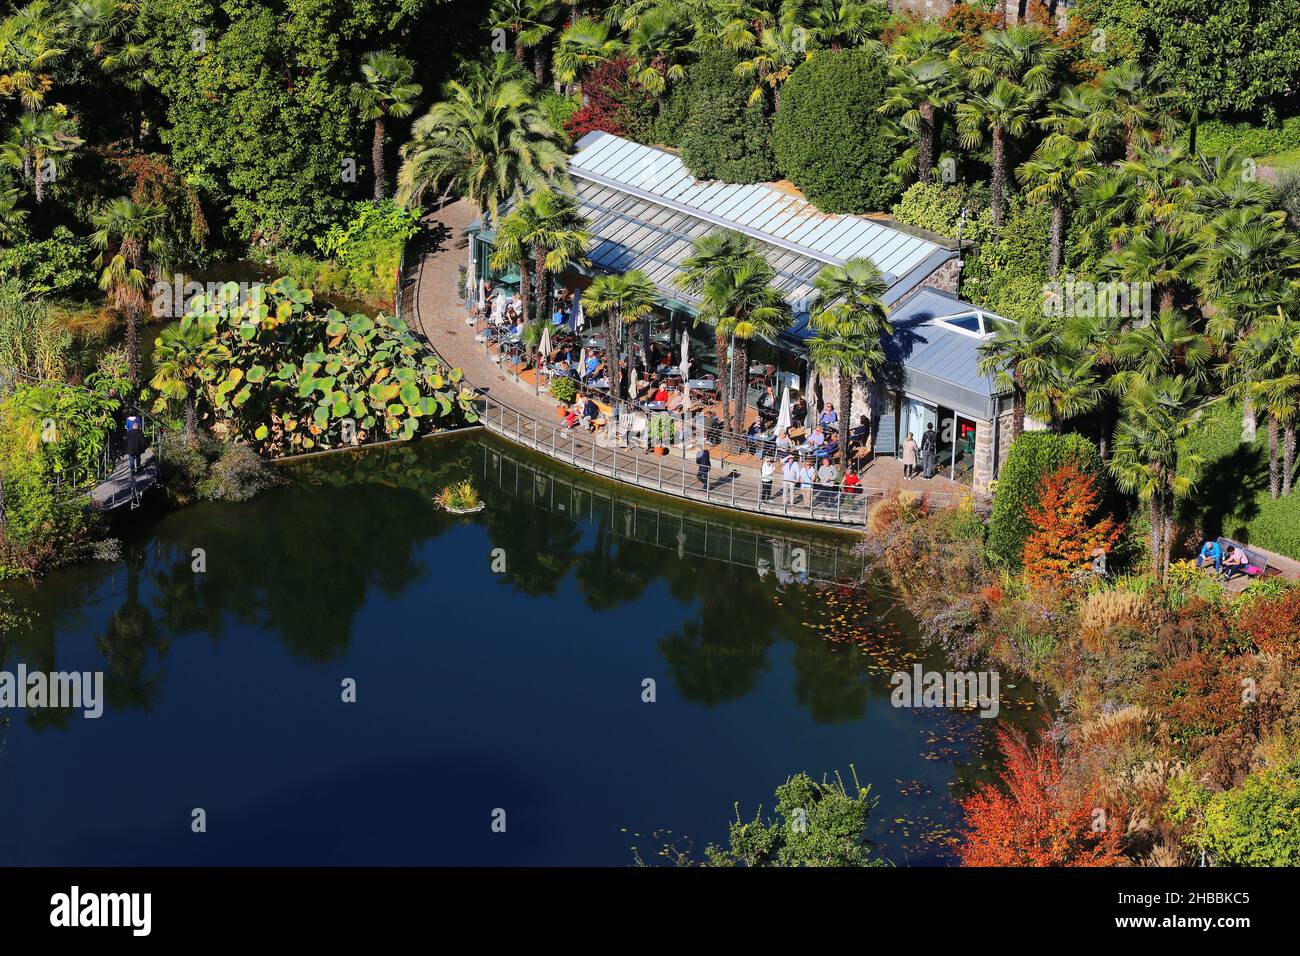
[1021,464,1122,587]
[959,728,1127,867]
[564,57,639,140]
[938,4,1004,47]
[1140,652,1244,745]
[1236,588,1300,660]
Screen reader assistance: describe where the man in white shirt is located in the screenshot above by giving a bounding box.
[781,456,799,505]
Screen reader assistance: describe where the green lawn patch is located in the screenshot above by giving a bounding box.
[1184,401,1300,560]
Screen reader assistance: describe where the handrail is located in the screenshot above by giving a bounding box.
[468,386,968,527]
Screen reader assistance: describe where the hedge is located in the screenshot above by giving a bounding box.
[772,48,896,213]
[988,431,1103,568]
[657,51,776,183]
[1184,115,1300,159]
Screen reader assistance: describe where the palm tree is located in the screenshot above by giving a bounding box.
[962,23,1062,98]
[1228,308,1300,497]
[976,310,1060,438]
[350,52,422,201]
[150,318,224,443]
[396,57,568,225]
[493,188,591,328]
[90,197,166,387]
[677,231,754,428]
[1016,137,1093,277]
[1109,374,1206,581]
[736,21,809,111]
[0,108,83,203]
[1078,167,1141,255]
[0,182,28,241]
[626,3,693,109]
[1197,207,1300,337]
[1089,63,1176,162]
[1029,353,1102,432]
[553,14,624,91]
[1113,307,1214,392]
[804,0,876,52]
[881,57,961,185]
[957,79,1034,229]
[1103,227,1202,314]
[701,254,791,434]
[581,269,657,407]
[807,258,891,463]
[0,0,68,112]
[490,0,563,85]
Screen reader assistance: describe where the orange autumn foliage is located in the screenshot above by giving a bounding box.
[959,728,1127,867]
[1021,464,1122,587]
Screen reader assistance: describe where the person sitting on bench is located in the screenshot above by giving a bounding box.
[1195,539,1223,575]
[1222,545,1250,579]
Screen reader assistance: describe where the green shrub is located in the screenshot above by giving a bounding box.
[988,431,1102,568]
[1275,171,1300,229]
[549,376,577,403]
[1196,754,1300,866]
[890,181,993,245]
[197,443,279,502]
[958,194,1054,323]
[156,430,221,506]
[274,200,420,306]
[539,91,580,145]
[1184,115,1300,158]
[772,49,896,213]
[657,51,776,183]
[0,227,99,297]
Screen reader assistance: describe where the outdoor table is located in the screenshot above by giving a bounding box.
[686,379,716,390]
[644,401,668,412]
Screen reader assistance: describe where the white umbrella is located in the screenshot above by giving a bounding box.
[578,347,589,381]
[477,278,486,311]
[776,384,792,433]
[574,296,585,331]
[539,324,552,362]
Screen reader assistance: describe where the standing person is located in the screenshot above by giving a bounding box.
[124,416,146,476]
[817,459,838,508]
[781,455,799,505]
[902,432,918,480]
[760,456,775,501]
[921,423,937,479]
[797,458,816,506]
[696,446,712,490]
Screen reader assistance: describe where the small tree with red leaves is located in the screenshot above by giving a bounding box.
[1021,463,1122,587]
[959,728,1127,867]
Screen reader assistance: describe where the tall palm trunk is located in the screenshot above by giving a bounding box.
[839,370,852,466]
[1159,286,1175,313]
[1160,491,1175,581]
[184,395,197,445]
[1049,199,1065,278]
[518,255,532,334]
[917,102,935,184]
[1010,377,1026,439]
[991,126,1006,229]
[714,328,730,432]
[534,247,551,325]
[1284,421,1296,497]
[609,309,623,407]
[126,305,140,387]
[1268,415,1280,499]
[731,339,749,435]
[1242,397,1257,442]
[371,117,387,201]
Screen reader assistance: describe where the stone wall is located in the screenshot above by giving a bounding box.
[918,257,963,296]
[973,416,995,492]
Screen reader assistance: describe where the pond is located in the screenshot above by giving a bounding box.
[0,431,1041,866]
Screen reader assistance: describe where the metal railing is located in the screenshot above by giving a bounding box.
[471,388,968,527]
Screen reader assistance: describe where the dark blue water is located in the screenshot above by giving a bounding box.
[0,432,1039,865]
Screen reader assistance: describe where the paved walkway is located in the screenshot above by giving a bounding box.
[89,449,157,511]
[404,200,970,528]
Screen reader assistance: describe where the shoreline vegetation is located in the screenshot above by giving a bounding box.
[3,0,1300,868]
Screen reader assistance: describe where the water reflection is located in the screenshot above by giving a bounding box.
[0,431,1037,865]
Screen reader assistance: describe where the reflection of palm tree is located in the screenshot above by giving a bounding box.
[97,548,165,712]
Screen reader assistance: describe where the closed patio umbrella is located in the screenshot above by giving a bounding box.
[574,296,585,331]
[776,384,792,433]
[804,366,819,408]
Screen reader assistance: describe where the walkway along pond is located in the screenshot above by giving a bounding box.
[0,430,1042,865]
[399,204,971,532]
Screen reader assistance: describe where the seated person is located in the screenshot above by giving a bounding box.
[816,437,839,460]
[583,353,600,380]
[552,307,566,326]
[775,429,792,455]
[581,395,600,431]
[745,420,764,455]
[1195,539,1223,575]
[819,404,838,428]
[1223,545,1251,579]
[808,427,826,448]
[652,383,671,405]
[849,415,869,447]
[843,467,862,495]
[563,400,581,429]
